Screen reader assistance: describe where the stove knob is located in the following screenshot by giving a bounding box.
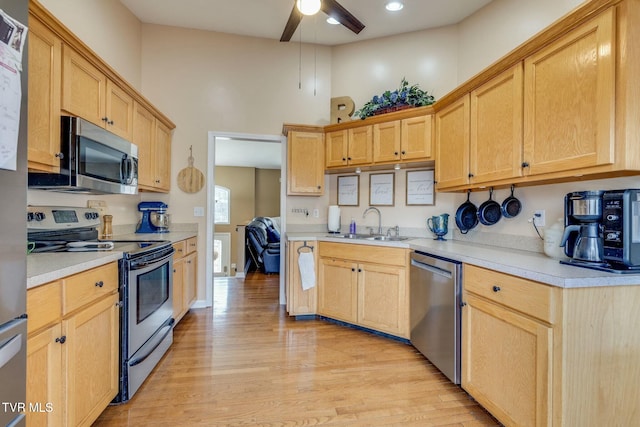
[27,212,34,222]
[606,214,619,221]
[34,212,46,221]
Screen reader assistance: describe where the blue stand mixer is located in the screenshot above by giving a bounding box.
[136,201,170,233]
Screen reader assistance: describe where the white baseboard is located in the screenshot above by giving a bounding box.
[191,299,209,309]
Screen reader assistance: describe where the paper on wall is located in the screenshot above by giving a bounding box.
[0,9,27,172]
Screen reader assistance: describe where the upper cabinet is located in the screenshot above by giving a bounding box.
[522,8,615,176]
[325,126,373,169]
[61,46,134,140]
[27,15,61,172]
[287,129,325,196]
[374,115,433,164]
[27,1,175,189]
[434,2,639,192]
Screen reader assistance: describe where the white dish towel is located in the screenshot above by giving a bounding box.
[297,251,316,290]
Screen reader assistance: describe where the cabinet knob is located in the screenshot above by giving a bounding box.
[342,157,346,161]
[55,152,64,159]
[108,120,114,125]
[55,336,67,344]
[521,162,530,168]
[401,151,406,155]
[468,173,474,178]
[317,186,321,190]
[347,157,352,161]
[460,302,467,307]
[102,117,108,122]
[95,280,104,288]
[358,268,362,272]
[351,268,356,272]
[394,151,399,156]
[492,285,501,292]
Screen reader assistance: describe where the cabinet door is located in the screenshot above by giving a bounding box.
[373,120,401,163]
[173,257,186,322]
[318,257,357,323]
[462,292,552,427]
[470,63,524,184]
[325,130,348,168]
[105,80,134,140]
[154,120,172,192]
[401,115,433,161]
[27,16,62,173]
[27,324,63,427]
[63,293,119,427]
[184,251,197,309]
[286,241,317,315]
[347,126,373,166]
[523,9,615,176]
[61,45,106,128]
[435,95,470,189]
[133,102,156,188]
[288,131,325,195]
[358,263,407,337]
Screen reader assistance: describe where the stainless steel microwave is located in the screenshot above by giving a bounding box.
[28,116,138,194]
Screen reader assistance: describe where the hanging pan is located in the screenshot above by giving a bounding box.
[501,185,522,218]
[455,190,479,234]
[477,187,502,226]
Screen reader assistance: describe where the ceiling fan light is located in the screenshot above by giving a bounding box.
[385,1,404,12]
[297,0,322,16]
[326,17,340,25]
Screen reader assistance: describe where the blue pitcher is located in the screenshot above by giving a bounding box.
[427,214,449,241]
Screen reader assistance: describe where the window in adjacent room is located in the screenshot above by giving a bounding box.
[214,185,230,224]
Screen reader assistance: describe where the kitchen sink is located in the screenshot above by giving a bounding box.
[326,233,409,241]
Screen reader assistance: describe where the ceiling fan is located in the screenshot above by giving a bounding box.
[280,0,365,42]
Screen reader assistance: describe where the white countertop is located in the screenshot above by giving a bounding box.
[286,232,640,288]
[27,230,197,289]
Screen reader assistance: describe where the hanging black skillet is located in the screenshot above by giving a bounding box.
[477,187,502,226]
[455,190,479,234]
[501,184,522,218]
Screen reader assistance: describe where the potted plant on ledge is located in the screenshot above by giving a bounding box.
[354,78,436,119]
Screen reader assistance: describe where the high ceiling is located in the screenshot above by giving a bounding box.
[119,0,493,46]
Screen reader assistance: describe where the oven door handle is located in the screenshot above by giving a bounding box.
[129,318,175,367]
[129,250,174,270]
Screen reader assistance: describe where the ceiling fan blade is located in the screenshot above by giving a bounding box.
[280,3,303,42]
[321,0,365,35]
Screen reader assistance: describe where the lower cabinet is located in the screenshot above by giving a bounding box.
[173,237,198,323]
[26,262,119,427]
[285,241,317,316]
[317,242,409,338]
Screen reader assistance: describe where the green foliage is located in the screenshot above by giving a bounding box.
[354,78,436,119]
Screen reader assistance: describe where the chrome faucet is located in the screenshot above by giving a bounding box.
[363,207,382,235]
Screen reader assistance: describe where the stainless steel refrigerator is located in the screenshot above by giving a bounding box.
[0,0,28,426]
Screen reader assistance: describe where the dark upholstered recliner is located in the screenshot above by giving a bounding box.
[246,220,280,274]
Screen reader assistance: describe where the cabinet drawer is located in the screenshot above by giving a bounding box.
[173,240,187,260]
[319,242,407,267]
[27,281,62,334]
[186,237,197,254]
[463,265,558,323]
[63,262,118,315]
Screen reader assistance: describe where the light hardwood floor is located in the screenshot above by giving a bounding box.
[94,272,499,426]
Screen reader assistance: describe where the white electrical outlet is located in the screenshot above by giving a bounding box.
[87,200,107,215]
[313,209,319,218]
[193,207,205,217]
[534,210,546,227]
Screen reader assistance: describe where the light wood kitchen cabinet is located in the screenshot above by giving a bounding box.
[27,14,62,173]
[61,46,134,140]
[523,8,615,177]
[286,241,318,316]
[325,126,373,169]
[318,242,409,338]
[435,95,470,189]
[373,115,433,164]
[287,131,325,196]
[462,265,557,426]
[26,262,119,427]
[135,102,173,192]
[173,237,198,323]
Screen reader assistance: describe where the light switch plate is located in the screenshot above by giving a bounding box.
[194,206,205,217]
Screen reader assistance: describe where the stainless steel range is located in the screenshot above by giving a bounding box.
[27,205,174,403]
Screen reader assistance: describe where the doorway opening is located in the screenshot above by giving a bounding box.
[206,131,287,308]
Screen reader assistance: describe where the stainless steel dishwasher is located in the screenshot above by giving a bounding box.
[410,250,462,384]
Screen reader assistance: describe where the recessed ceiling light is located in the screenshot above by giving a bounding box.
[385,1,404,12]
[326,17,340,25]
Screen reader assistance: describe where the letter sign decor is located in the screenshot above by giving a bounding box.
[330,96,355,123]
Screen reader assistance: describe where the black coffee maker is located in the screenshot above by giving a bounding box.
[560,190,605,264]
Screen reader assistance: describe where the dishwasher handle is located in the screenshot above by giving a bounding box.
[410,258,453,279]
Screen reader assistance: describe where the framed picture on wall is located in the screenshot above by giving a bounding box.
[406,170,435,205]
[337,175,359,206]
[369,173,395,206]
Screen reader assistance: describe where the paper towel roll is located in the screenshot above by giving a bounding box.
[328,205,341,232]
